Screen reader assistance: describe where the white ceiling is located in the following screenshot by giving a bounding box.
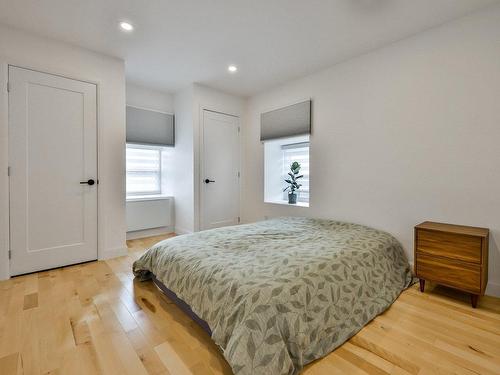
[0,0,497,97]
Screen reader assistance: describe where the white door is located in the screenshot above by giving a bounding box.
[9,66,98,275]
[201,110,240,230]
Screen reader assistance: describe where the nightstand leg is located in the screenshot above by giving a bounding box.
[471,294,478,308]
[419,279,425,292]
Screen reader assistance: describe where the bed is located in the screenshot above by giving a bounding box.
[133,217,413,375]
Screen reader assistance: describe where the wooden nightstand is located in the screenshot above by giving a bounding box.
[414,221,489,308]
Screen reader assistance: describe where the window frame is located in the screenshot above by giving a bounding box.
[126,143,164,198]
[263,134,310,207]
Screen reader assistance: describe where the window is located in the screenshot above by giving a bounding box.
[126,145,162,197]
[264,134,310,206]
[282,142,309,203]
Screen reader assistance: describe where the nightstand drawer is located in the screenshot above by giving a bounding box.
[416,229,481,264]
[416,253,480,293]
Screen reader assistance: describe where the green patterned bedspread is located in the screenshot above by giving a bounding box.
[133,217,412,375]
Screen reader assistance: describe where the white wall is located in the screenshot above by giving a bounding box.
[0,25,127,279]
[242,6,500,296]
[173,84,245,233]
[126,82,174,113]
[173,85,195,234]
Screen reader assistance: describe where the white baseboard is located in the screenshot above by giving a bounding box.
[408,260,415,275]
[126,226,174,240]
[174,226,193,235]
[0,262,8,281]
[98,246,128,260]
[486,282,500,298]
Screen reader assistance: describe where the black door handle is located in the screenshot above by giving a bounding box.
[204,179,215,184]
[80,179,96,186]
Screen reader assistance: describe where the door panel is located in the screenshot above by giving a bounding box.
[201,110,240,230]
[9,66,98,275]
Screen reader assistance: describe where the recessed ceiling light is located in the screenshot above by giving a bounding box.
[119,21,134,32]
[228,65,238,73]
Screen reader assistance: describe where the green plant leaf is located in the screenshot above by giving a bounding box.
[284,161,303,191]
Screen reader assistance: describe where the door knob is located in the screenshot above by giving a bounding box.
[80,179,96,186]
[204,179,215,184]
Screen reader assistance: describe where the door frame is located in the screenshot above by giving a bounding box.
[197,107,241,231]
[0,59,101,280]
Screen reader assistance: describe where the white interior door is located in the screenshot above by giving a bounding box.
[9,66,98,276]
[201,110,240,230]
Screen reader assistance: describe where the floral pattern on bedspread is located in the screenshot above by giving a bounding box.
[133,217,412,375]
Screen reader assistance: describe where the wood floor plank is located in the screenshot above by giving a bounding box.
[23,292,38,310]
[0,233,498,375]
[109,331,150,375]
[0,352,23,375]
[333,345,390,375]
[154,341,196,375]
[137,346,170,375]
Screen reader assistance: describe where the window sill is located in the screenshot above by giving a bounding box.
[265,200,309,208]
[126,195,173,202]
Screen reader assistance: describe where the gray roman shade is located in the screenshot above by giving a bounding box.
[126,106,175,146]
[260,100,311,141]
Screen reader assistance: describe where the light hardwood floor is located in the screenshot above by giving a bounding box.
[1,234,500,375]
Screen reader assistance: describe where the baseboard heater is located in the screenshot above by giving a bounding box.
[126,197,174,232]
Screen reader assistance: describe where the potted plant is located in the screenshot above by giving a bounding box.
[283,161,303,204]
